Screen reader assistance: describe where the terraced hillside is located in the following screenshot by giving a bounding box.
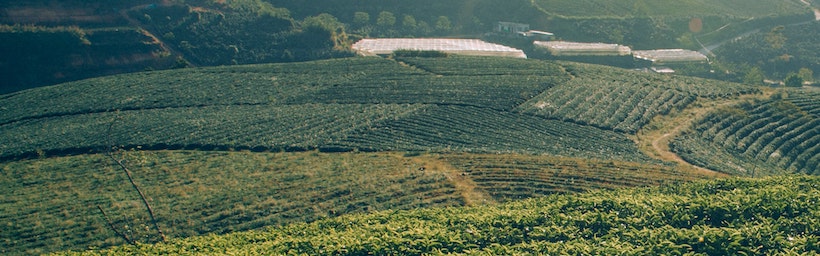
[1,151,702,255]
[516,62,758,134]
[0,56,762,254]
[56,175,820,255]
[672,90,820,175]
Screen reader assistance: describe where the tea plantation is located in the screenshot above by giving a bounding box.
[2,55,815,255]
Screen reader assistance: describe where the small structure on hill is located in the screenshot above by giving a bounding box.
[633,49,708,64]
[495,22,530,34]
[534,41,632,56]
[351,38,527,58]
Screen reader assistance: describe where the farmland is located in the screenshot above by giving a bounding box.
[0,150,706,255]
[672,90,820,175]
[516,62,759,133]
[0,55,804,255]
[54,175,820,255]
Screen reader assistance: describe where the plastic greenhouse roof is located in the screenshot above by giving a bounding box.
[633,49,708,63]
[352,38,527,58]
[533,41,632,56]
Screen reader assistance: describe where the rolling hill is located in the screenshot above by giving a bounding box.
[55,175,820,255]
[1,55,817,254]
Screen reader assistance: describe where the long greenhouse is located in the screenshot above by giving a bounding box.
[352,38,527,58]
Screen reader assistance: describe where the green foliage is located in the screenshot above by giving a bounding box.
[0,25,171,94]
[54,175,820,255]
[0,57,660,162]
[531,0,809,18]
[672,91,820,175]
[376,11,396,28]
[785,73,805,87]
[716,22,820,80]
[516,62,759,134]
[0,151,464,254]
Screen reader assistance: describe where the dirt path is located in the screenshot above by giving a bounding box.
[800,0,820,20]
[411,155,496,206]
[633,91,774,178]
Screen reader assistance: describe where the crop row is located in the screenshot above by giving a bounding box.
[516,75,695,133]
[0,103,650,162]
[62,175,820,255]
[672,95,820,175]
[0,56,569,125]
[0,104,425,160]
[443,154,699,202]
[517,62,758,134]
[336,105,652,162]
[0,57,422,125]
[290,74,563,111]
[0,151,464,255]
[395,56,571,77]
[562,62,760,98]
[788,91,820,118]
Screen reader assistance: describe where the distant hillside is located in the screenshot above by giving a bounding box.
[55,175,820,255]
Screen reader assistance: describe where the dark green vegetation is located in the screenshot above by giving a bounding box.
[1,56,763,254]
[0,25,178,94]
[0,57,756,162]
[672,90,820,176]
[515,62,757,133]
[2,151,703,255]
[532,0,809,18]
[55,175,820,255]
[716,22,819,82]
[2,0,815,93]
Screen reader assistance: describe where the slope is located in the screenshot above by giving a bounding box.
[56,175,820,255]
[0,56,763,254]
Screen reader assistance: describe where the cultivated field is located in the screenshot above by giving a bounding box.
[0,55,800,254]
[672,90,820,175]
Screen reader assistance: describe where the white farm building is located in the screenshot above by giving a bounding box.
[533,41,632,56]
[352,38,527,58]
[633,49,708,64]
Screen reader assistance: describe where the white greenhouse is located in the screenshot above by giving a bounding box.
[352,38,527,58]
[633,49,708,64]
[533,41,632,56]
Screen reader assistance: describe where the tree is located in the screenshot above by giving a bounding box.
[353,12,370,27]
[435,16,452,33]
[798,68,813,82]
[376,11,396,28]
[765,26,786,50]
[743,66,765,85]
[402,15,417,31]
[785,73,803,87]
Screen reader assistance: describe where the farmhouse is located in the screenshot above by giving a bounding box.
[351,38,527,58]
[633,49,708,64]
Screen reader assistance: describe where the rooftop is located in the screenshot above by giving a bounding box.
[352,38,527,58]
[633,49,708,63]
[534,41,632,56]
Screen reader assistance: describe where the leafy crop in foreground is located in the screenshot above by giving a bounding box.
[57,175,820,255]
